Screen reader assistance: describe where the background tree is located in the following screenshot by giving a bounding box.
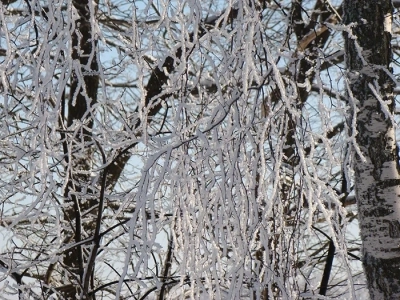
[0,0,399,299]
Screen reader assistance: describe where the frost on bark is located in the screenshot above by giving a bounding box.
[344,0,400,298]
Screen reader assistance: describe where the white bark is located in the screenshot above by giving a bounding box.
[344,0,400,298]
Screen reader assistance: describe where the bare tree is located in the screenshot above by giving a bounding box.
[0,0,399,299]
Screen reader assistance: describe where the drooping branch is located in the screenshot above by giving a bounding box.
[104,5,240,190]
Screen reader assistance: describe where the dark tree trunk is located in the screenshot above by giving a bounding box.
[63,0,99,298]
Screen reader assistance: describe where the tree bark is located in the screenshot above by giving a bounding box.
[344,1,400,298]
[62,0,99,298]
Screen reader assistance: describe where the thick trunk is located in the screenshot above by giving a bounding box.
[344,1,400,298]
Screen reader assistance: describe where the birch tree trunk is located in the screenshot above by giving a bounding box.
[344,1,400,298]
